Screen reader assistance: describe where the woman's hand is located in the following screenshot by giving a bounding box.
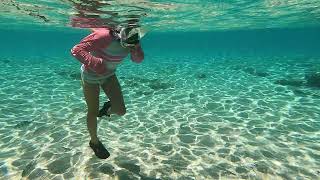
[128,43,141,51]
[130,43,144,63]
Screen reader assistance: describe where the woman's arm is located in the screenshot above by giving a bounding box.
[130,43,144,63]
[70,29,112,74]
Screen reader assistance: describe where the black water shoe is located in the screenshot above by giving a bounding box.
[98,101,111,117]
[89,140,110,159]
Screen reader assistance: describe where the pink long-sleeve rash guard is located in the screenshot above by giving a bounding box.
[70,28,144,75]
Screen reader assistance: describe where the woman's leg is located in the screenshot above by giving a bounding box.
[82,81,100,144]
[101,74,126,116]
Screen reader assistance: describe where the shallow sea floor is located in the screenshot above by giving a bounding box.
[0,54,319,179]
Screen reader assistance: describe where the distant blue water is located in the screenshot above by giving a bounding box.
[0,27,320,179]
[1,27,320,59]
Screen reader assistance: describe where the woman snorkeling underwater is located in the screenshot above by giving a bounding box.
[71,26,145,159]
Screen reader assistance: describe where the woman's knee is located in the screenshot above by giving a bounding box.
[114,106,126,116]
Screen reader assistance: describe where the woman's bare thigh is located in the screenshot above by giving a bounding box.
[101,74,126,115]
[82,81,100,116]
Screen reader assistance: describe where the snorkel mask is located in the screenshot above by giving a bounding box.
[114,26,148,48]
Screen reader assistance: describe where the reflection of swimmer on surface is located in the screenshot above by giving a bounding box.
[71,25,145,159]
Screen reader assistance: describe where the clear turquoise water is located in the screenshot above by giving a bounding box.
[0,28,319,179]
[1,1,320,179]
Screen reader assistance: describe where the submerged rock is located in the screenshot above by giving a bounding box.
[255,71,270,77]
[47,156,71,174]
[243,67,269,77]
[114,169,136,180]
[196,73,207,79]
[114,156,142,176]
[14,120,32,128]
[69,72,81,80]
[305,72,320,88]
[148,81,172,90]
[28,168,48,179]
[231,65,243,70]
[243,67,255,74]
[274,79,304,87]
[99,164,114,175]
[292,89,309,97]
[124,79,139,88]
[117,162,140,175]
[22,160,37,177]
[55,70,81,80]
[0,161,9,177]
[135,90,153,96]
[0,59,10,64]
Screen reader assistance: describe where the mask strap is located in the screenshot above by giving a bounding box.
[119,27,127,40]
[127,28,139,39]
